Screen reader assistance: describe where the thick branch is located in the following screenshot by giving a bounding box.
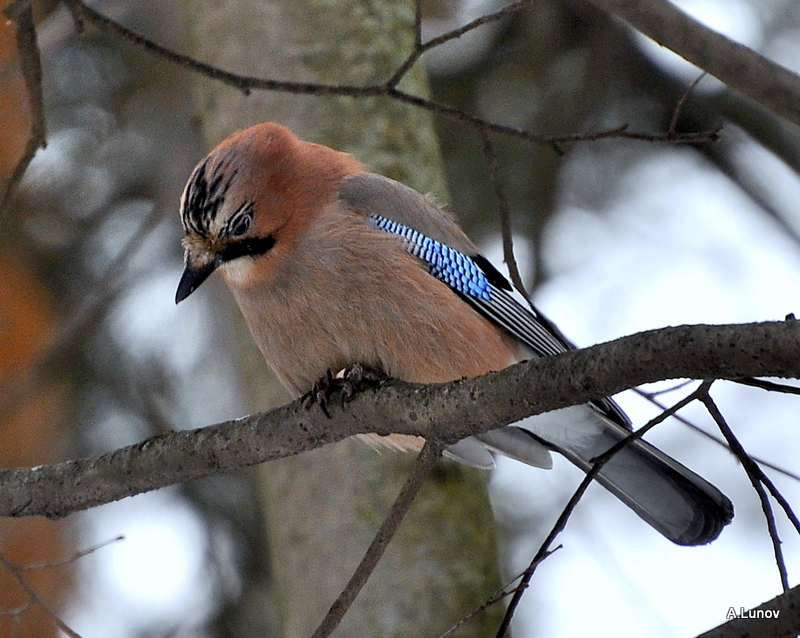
[2,320,799,519]
[589,0,800,128]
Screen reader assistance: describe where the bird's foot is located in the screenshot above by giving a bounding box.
[339,363,387,404]
[305,364,387,417]
[306,369,336,417]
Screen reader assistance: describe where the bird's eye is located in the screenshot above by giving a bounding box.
[229,211,252,237]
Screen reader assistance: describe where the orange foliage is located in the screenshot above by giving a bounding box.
[0,256,72,637]
[1,9,73,635]
[0,11,31,184]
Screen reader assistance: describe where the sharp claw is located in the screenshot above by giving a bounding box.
[319,398,331,418]
[308,369,335,418]
[308,364,387,415]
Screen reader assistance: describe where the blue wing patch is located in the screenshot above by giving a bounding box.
[368,213,568,357]
[368,214,492,301]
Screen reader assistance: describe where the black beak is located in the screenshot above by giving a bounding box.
[175,258,219,304]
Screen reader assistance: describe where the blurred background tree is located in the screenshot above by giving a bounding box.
[2,0,800,637]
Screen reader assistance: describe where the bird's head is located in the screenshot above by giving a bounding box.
[175,122,363,303]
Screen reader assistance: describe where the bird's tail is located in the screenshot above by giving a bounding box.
[483,404,734,545]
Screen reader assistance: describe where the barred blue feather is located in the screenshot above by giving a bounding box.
[369,214,492,301]
[368,213,571,360]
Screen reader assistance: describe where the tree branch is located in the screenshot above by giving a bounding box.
[589,0,800,128]
[700,389,790,591]
[2,320,800,520]
[59,0,718,151]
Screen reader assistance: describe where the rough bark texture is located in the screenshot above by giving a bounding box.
[4,321,800,518]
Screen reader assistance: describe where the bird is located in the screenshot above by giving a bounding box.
[175,122,733,546]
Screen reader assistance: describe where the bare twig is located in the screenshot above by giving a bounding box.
[0,552,83,638]
[438,567,543,638]
[0,535,121,633]
[495,384,709,637]
[541,122,720,146]
[699,385,790,591]
[0,598,30,619]
[635,385,800,483]
[669,72,708,135]
[761,474,800,537]
[637,379,696,397]
[1,2,47,215]
[17,535,124,571]
[0,204,165,413]
[59,0,718,153]
[61,0,381,98]
[311,441,443,638]
[478,128,529,296]
[734,377,800,396]
[386,0,534,89]
[412,0,422,49]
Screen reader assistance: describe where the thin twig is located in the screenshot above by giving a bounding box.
[0,599,30,618]
[494,385,709,637]
[669,72,708,135]
[634,384,800,483]
[761,472,800,537]
[543,122,720,146]
[438,564,553,638]
[640,382,800,543]
[61,0,719,152]
[61,0,381,98]
[0,536,121,633]
[1,2,47,215]
[637,379,696,397]
[0,204,165,413]
[386,87,560,150]
[419,0,532,54]
[0,552,84,638]
[386,0,534,89]
[17,535,125,571]
[412,0,422,50]
[478,128,529,296]
[699,384,790,592]
[310,441,443,638]
[734,377,800,396]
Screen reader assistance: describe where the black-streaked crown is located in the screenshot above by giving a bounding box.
[180,157,239,239]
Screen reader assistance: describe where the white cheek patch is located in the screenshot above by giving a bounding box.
[219,257,257,285]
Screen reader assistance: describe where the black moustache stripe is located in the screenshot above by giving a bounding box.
[219,236,275,262]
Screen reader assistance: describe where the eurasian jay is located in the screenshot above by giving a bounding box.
[175,122,733,545]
